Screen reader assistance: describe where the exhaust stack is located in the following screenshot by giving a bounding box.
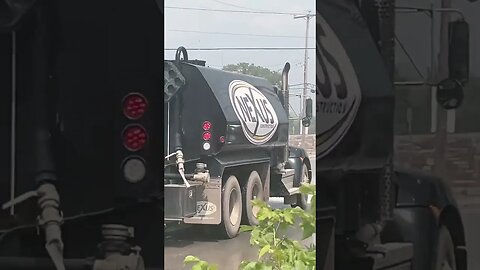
[282,63,291,118]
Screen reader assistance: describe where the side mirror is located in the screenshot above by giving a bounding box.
[305,98,313,119]
[449,20,469,83]
[436,78,464,110]
[302,98,313,127]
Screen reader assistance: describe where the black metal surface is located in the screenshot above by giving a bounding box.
[316,207,336,270]
[166,62,289,161]
[316,0,394,171]
[0,257,91,270]
[1,1,164,267]
[164,184,198,219]
[0,257,163,270]
[31,3,56,185]
[44,0,163,207]
[382,207,437,270]
[0,0,37,31]
[0,28,12,204]
[394,169,460,209]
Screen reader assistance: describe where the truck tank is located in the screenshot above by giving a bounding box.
[316,0,395,173]
[165,61,289,172]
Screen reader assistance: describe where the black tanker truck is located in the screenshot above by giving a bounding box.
[316,0,471,269]
[164,48,313,238]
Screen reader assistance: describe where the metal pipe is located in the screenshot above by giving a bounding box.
[31,3,56,184]
[394,81,432,86]
[281,63,291,118]
[164,173,194,180]
[170,96,182,151]
[10,30,16,215]
[280,63,291,166]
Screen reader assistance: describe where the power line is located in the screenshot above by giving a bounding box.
[207,0,268,12]
[164,47,315,51]
[167,29,315,39]
[164,6,311,16]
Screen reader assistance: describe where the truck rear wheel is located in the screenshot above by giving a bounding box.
[218,175,243,238]
[241,171,264,226]
[433,226,457,270]
[292,163,310,210]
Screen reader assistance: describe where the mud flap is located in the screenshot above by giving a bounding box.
[184,178,222,225]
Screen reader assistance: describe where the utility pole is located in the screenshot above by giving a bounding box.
[433,0,451,178]
[294,11,313,140]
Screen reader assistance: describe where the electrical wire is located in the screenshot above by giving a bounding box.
[167,29,315,39]
[207,0,269,12]
[164,47,315,51]
[164,6,310,16]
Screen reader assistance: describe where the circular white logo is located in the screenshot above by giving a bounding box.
[229,80,279,145]
[316,11,362,159]
[196,201,217,216]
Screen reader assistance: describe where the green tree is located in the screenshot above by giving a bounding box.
[223,63,282,87]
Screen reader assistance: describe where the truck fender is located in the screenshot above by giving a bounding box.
[287,146,312,186]
[382,169,467,270]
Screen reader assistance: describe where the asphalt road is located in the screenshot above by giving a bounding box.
[461,207,480,270]
[164,197,314,270]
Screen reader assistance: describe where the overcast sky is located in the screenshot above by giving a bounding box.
[163,0,315,115]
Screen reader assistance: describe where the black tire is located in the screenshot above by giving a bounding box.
[241,171,264,226]
[292,163,310,210]
[433,226,457,270]
[218,175,243,239]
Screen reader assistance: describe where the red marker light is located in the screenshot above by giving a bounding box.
[202,131,212,141]
[123,93,148,120]
[202,121,212,131]
[219,136,225,143]
[123,125,148,151]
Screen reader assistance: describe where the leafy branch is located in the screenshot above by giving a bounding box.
[184,183,316,270]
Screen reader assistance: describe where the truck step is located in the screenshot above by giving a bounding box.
[365,242,413,270]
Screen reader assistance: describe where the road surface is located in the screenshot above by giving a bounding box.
[164,197,314,270]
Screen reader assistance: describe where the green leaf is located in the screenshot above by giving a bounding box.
[294,260,308,270]
[258,264,273,270]
[240,261,258,270]
[258,244,270,259]
[191,264,203,270]
[301,222,316,240]
[184,255,201,264]
[283,211,294,224]
[299,183,316,196]
[240,225,254,232]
